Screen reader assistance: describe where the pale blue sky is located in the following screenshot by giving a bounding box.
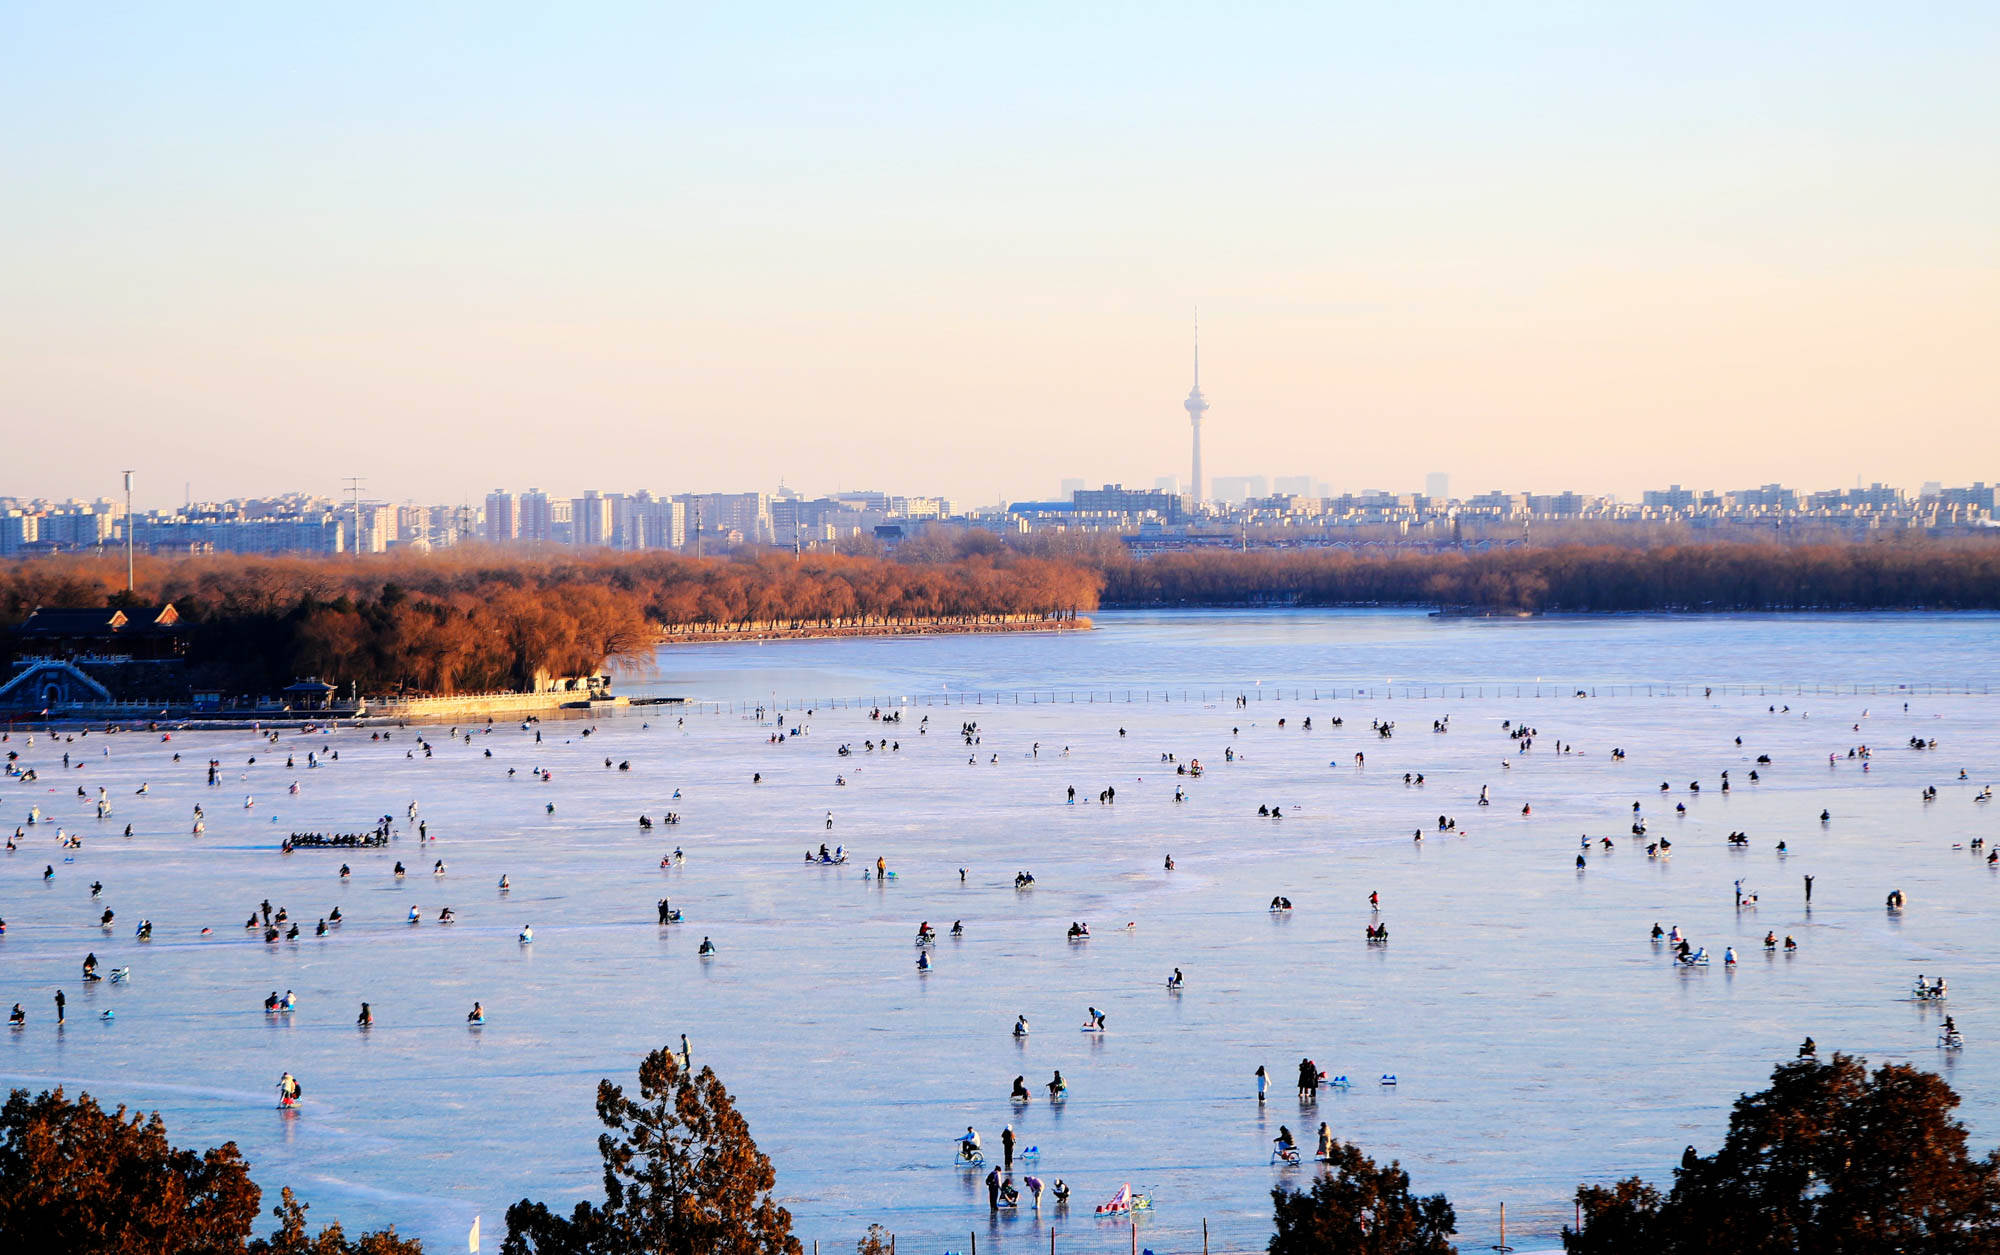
[5,3,1995,506]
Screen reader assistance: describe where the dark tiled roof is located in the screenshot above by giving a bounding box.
[15,604,179,636]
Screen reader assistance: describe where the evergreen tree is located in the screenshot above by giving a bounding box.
[1268,1140,1456,1255]
[1565,1053,2000,1254]
[503,1047,798,1255]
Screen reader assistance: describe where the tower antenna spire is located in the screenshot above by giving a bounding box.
[1183,308,1210,506]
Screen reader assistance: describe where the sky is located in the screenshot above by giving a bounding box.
[4,2,1996,509]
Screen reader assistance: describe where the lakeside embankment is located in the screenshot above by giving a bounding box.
[8,690,654,730]
[12,541,2000,723]
[656,612,1089,645]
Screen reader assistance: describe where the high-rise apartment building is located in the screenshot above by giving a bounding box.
[571,491,612,547]
[1425,472,1450,501]
[396,504,431,546]
[675,493,772,547]
[39,506,115,548]
[1072,484,1184,521]
[518,490,555,543]
[132,516,345,554]
[348,502,394,554]
[0,511,38,555]
[629,494,686,549]
[483,491,518,543]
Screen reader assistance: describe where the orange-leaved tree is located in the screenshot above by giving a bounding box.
[0,1086,419,1254]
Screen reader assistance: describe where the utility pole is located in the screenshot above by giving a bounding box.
[122,470,135,593]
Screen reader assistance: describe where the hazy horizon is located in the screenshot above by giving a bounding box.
[5,3,1995,510]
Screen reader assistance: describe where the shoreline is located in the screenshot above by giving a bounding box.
[655,615,1091,646]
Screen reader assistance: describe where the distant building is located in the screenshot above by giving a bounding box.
[616,492,685,549]
[13,604,184,661]
[1937,483,1995,510]
[1209,475,1267,506]
[1425,472,1450,501]
[0,511,37,556]
[4,604,187,709]
[38,507,114,548]
[352,502,394,554]
[395,504,431,547]
[484,491,518,543]
[1524,491,1595,516]
[518,490,555,543]
[145,516,346,554]
[891,496,950,521]
[610,493,643,549]
[571,491,613,547]
[547,496,574,543]
[1071,483,1185,522]
[1807,483,1904,511]
[1463,490,1529,516]
[676,493,772,549]
[1059,478,1086,500]
[1726,484,1798,510]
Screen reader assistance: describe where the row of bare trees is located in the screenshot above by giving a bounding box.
[1092,538,2000,612]
[0,549,1102,696]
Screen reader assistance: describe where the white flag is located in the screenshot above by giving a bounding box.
[469,1215,481,1253]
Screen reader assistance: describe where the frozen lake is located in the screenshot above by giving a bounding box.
[6,609,2000,1253]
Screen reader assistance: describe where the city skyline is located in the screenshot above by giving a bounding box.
[4,5,1996,506]
[6,474,1993,562]
[9,469,1998,517]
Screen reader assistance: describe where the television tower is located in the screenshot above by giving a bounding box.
[1183,311,1209,505]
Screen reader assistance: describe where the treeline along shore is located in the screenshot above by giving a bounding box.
[1090,536,2000,613]
[0,550,1098,698]
[3,538,1997,699]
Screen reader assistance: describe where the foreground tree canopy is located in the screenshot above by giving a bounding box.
[501,1046,799,1255]
[1564,1052,2000,1254]
[1268,1140,1457,1255]
[0,1087,419,1255]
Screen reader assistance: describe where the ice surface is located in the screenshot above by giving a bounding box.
[4,610,2000,1253]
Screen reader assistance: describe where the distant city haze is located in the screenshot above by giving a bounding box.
[3,4,1995,508]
